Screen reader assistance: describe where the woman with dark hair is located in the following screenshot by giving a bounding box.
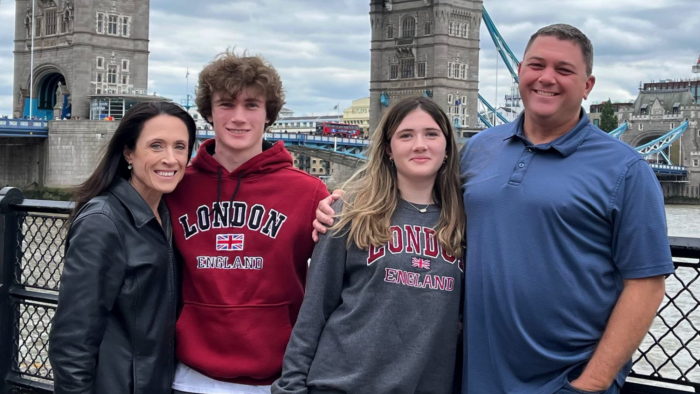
[49,101,196,394]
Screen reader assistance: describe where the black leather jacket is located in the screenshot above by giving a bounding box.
[49,178,179,394]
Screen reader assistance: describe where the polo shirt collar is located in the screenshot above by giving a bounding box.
[508,108,591,157]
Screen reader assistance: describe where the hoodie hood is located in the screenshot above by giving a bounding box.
[189,138,295,217]
[190,138,293,179]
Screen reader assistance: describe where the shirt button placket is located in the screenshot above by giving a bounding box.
[508,147,535,186]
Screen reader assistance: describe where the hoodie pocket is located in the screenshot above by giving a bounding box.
[176,302,293,380]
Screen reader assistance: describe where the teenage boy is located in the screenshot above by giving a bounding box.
[166,52,329,394]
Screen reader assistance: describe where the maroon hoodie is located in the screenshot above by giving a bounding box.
[165,139,329,385]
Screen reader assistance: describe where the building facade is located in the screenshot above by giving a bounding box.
[268,115,341,178]
[369,0,482,137]
[615,88,700,186]
[13,0,150,120]
[643,80,700,105]
[343,97,370,136]
[587,101,634,128]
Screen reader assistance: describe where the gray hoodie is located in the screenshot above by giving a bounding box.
[272,199,462,394]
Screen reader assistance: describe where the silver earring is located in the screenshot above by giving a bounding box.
[443,155,448,163]
[128,163,133,170]
[389,158,394,166]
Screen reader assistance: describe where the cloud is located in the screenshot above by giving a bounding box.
[0,0,698,118]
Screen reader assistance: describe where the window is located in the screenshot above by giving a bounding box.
[694,159,699,167]
[390,64,399,80]
[312,160,317,164]
[96,57,104,69]
[455,23,462,37]
[638,123,643,131]
[400,58,415,79]
[401,16,415,38]
[35,18,42,37]
[96,13,104,34]
[424,21,431,35]
[96,86,102,94]
[108,65,117,84]
[96,73,103,83]
[122,60,129,72]
[417,63,426,78]
[461,23,468,38]
[670,122,675,129]
[447,95,453,110]
[593,119,599,126]
[387,25,394,39]
[45,10,57,35]
[448,22,454,36]
[61,10,70,33]
[121,75,129,85]
[460,64,467,80]
[448,62,454,79]
[122,17,130,37]
[312,168,316,173]
[108,15,119,35]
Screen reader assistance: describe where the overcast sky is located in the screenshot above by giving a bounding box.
[1,0,699,118]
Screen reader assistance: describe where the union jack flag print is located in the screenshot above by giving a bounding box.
[412,257,431,270]
[216,234,244,251]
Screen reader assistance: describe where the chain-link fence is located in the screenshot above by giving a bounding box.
[0,187,699,393]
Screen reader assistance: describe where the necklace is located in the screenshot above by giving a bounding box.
[405,200,430,213]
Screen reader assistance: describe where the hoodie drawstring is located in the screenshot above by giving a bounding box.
[210,167,245,221]
[229,171,244,208]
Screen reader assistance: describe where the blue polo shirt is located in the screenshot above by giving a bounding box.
[461,110,674,394]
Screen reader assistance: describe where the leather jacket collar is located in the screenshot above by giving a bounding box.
[110,177,169,229]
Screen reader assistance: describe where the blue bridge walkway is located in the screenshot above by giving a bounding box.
[0,119,49,138]
[196,130,370,167]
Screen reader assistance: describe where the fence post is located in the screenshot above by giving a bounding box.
[0,187,25,393]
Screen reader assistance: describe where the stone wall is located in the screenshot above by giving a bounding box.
[45,120,119,188]
[0,138,45,189]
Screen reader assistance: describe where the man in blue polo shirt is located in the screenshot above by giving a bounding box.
[461,24,672,394]
[312,24,672,394]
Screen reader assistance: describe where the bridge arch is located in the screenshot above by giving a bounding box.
[630,130,668,148]
[26,64,70,120]
[631,130,675,164]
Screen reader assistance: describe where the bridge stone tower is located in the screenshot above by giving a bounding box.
[13,0,150,120]
[369,0,482,137]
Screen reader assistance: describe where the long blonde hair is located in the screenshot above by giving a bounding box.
[332,96,464,257]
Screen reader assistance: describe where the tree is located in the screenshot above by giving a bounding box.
[599,99,619,132]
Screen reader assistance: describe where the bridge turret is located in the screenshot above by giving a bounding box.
[693,53,700,74]
[369,0,483,137]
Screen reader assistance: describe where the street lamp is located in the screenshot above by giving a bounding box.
[29,0,36,119]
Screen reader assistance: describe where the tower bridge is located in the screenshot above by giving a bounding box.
[2,0,700,190]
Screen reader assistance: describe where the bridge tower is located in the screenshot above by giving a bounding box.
[12,0,150,120]
[369,0,483,137]
[693,52,700,74]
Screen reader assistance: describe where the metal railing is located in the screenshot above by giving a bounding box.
[0,188,72,393]
[0,187,698,393]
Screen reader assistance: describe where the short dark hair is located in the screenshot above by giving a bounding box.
[70,101,196,223]
[524,24,594,76]
[196,50,286,127]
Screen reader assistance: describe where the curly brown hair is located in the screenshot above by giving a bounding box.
[196,50,286,127]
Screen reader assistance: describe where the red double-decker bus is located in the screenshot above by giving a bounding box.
[315,122,362,138]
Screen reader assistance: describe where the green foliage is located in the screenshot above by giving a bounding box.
[23,187,74,201]
[599,100,619,132]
